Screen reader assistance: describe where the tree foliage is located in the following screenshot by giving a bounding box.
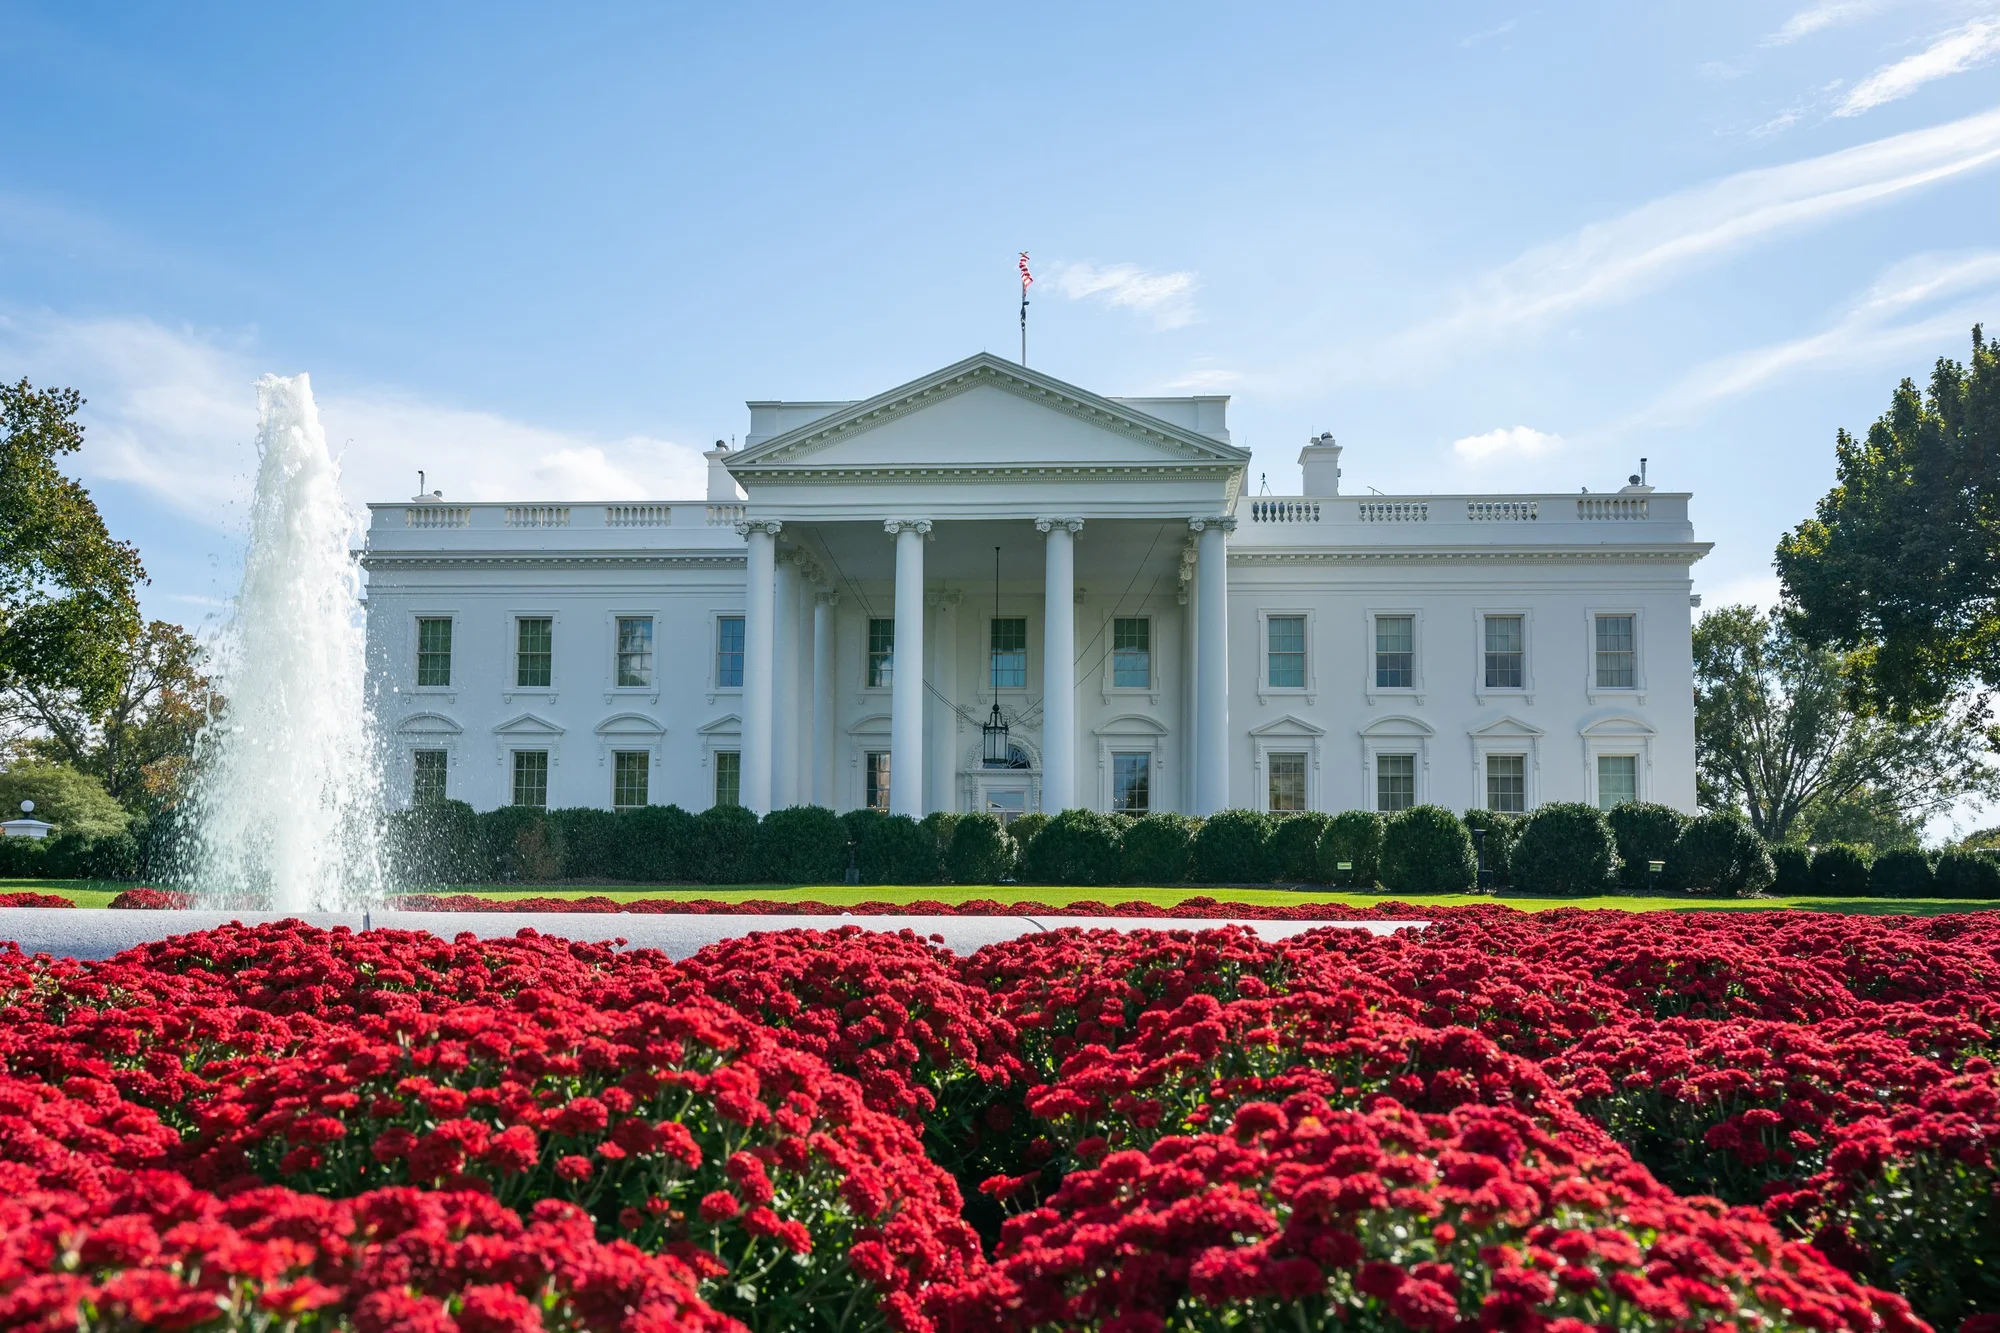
[1692,604,1996,843]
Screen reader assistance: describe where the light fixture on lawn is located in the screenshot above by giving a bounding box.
[982,544,1011,766]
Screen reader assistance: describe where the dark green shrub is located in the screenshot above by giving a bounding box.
[1459,810,1523,889]
[1607,802,1689,891]
[1869,846,1935,899]
[840,809,935,885]
[1189,809,1276,883]
[615,804,695,883]
[917,811,959,882]
[947,812,1016,884]
[547,808,621,879]
[1316,811,1384,887]
[475,806,563,882]
[1021,808,1123,886]
[1008,811,1049,860]
[0,834,47,878]
[1934,849,2000,899]
[753,806,848,883]
[1120,813,1195,884]
[1809,843,1872,898]
[387,799,484,886]
[1268,812,1332,882]
[1508,802,1618,897]
[33,831,139,881]
[690,804,759,883]
[1666,812,1774,898]
[1770,843,1812,897]
[1379,805,1477,895]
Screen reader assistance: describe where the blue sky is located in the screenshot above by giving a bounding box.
[3,1,1998,630]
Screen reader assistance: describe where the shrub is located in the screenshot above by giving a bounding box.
[1267,811,1331,882]
[1379,804,1476,894]
[841,809,936,885]
[1869,846,1935,899]
[1021,808,1122,886]
[1120,813,1195,884]
[1933,848,2000,899]
[616,803,696,882]
[0,760,129,837]
[1315,810,1384,887]
[1007,810,1049,852]
[39,831,140,881]
[690,802,759,883]
[917,811,959,882]
[388,798,483,885]
[1460,809,1523,888]
[753,805,848,883]
[476,805,561,882]
[545,807,620,879]
[1188,809,1275,884]
[1771,843,1812,897]
[1606,801,1688,890]
[1507,802,1617,896]
[1810,842,1873,898]
[946,812,1015,884]
[1667,811,1775,898]
[0,834,47,878]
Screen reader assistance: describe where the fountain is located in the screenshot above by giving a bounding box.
[182,373,384,911]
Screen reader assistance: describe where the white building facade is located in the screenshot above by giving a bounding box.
[361,354,1709,822]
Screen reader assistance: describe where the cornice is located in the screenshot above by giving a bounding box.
[1228,544,1713,564]
[360,550,746,570]
[728,461,1245,484]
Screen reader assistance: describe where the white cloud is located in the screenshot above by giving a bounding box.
[1040,260,1199,330]
[1415,107,2000,341]
[1767,0,1892,45]
[1837,15,2000,115]
[0,310,709,530]
[1451,425,1565,464]
[1460,18,1517,48]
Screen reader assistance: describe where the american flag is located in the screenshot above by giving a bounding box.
[1019,252,1033,288]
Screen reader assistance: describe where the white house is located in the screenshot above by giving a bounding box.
[361,353,1709,823]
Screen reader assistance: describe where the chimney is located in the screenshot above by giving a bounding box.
[705,439,745,503]
[1298,432,1343,495]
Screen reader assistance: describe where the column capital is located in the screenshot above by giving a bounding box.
[735,518,784,537]
[815,588,841,607]
[1188,515,1237,534]
[883,518,933,537]
[1034,517,1085,535]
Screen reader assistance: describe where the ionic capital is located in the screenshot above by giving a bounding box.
[1034,517,1085,535]
[1188,515,1237,534]
[883,518,934,537]
[734,519,784,538]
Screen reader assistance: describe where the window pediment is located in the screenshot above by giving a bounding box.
[595,712,665,738]
[1359,714,1434,739]
[396,711,462,737]
[1248,714,1325,739]
[1093,712,1169,737]
[492,712,564,737]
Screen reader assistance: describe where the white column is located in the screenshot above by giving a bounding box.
[1037,517,1082,813]
[812,590,838,809]
[737,520,782,814]
[887,519,930,818]
[1192,516,1234,815]
[772,553,802,810]
[928,590,960,814]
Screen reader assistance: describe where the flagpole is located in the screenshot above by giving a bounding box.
[1018,251,1031,367]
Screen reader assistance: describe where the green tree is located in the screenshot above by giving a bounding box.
[0,380,146,712]
[1777,327,2000,716]
[1693,605,1996,843]
[0,759,130,836]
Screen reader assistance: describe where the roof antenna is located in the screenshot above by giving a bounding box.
[1258,471,1271,495]
[1640,457,1648,486]
[418,470,425,494]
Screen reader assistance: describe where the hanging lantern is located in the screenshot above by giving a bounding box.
[983,701,1010,766]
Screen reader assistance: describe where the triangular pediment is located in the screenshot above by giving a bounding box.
[726,354,1248,476]
[1248,713,1325,739]
[493,711,564,737]
[1470,715,1544,739]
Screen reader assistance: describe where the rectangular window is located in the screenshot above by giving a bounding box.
[1595,614,1637,688]
[985,790,1027,825]
[1597,754,1638,811]
[1111,752,1151,813]
[515,617,553,688]
[512,750,549,809]
[1376,754,1415,813]
[616,616,654,687]
[867,618,895,688]
[1374,615,1413,689]
[416,618,453,687]
[990,617,1027,689]
[1267,615,1307,689]
[1486,754,1526,814]
[713,751,741,808]
[865,751,891,811]
[1484,615,1525,689]
[1268,753,1307,812]
[612,751,649,810]
[715,616,745,689]
[411,749,448,804]
[1112,617,1152,689]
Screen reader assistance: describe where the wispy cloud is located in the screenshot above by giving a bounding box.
[1837,14,2000,115]
[1451,425,1565,464]
[1460,18,1517,48]
[1041,260,1200,330]
[1412,107,2000,342]
[0,310,709,530]
[1766,0,1894,45]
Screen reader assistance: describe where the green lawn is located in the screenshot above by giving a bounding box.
[10,880,1990,916]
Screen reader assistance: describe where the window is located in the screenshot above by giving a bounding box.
[612,751,649,810]
[713,751,741,808]
[865,751,891,811]
[990,617,1027,689]
[1595,614,1637,689]
[416,618,453,687]
[515,617,552,688]
[1486,754,1526,814]
[867,619,895,688]
[1267,615,1306,689]
[512,750,549,809]
[1268,753,1307,812]
[1111,752,1151,813]
[1376,754,1415,813]
[616,617,654,687]
[715,616,745,689]
[1484,615,1524,689]
[1597,754,1638,810]
[1112,617,1151,688]
[985,790,1027,824]
[411,749,447,804]
[1374,615,1413,689]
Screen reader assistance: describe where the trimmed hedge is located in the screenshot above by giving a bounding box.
[1188,809,1275,884]
[842,809,935,885]
[1120,813,1196,885]
[1509,802,1617,898]
[754,806,848,883]
[1379,804,1477,895]
[1667,811,1775,898]
[1869,847,1934,899]
[1268,812,1332,882]
[1607,802,1688,891]
[1316,810,1383,887]
[1459,810,1523,889]
[1771,843,1812,898]
[1810,843,1872,898]
[1934,849,2000,900]
[1021,808,1123,886]
[946,813,1016,884]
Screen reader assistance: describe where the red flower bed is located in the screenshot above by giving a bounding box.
[1,911,1996,1332]
[389,892,1440,920]
[0,892,71,908]
[106,887,192,909]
